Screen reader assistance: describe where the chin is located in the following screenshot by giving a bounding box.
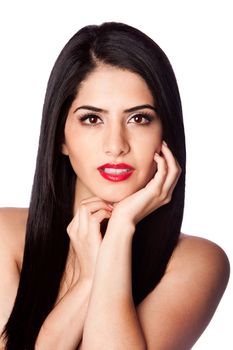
[97,191,130,203]
[94,184,140,203]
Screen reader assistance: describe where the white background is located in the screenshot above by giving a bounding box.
[0,1,232,348]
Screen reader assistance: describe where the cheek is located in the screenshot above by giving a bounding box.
[136,132,162,178]
[138,131,162,160]
[64,130,90,166]
[64,143,85,175]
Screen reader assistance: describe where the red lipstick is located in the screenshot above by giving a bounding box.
[97,163,135,182]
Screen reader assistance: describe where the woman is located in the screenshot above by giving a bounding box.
[0,22,230,349]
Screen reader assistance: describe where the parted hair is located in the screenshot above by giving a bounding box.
[3,22,186,349]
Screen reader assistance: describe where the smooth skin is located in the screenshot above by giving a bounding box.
[0,65,230,349]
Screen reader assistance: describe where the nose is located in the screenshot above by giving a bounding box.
[103,124,130,158]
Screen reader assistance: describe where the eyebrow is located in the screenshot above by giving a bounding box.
[73,104,157,114]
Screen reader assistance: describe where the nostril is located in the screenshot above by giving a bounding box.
[103,134,130,156]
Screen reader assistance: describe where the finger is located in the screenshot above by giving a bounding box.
[80,196,113,208]
[89,209,111,242]
[67,208,80,235]
[80,196,103,204]
[160,142,181,194]
[80,200,113,214]
[78,207,110,242]
[67,200,112,236]
[81,209,111,247]
[67,205,88,240]
[150,152,168,193]
[91,209,112,224]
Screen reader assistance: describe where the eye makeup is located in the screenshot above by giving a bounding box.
[79,114,103,125]
[78,111,157,126]
[128,112,155,125]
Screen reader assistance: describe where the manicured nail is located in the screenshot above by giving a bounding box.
[163,141,167,146]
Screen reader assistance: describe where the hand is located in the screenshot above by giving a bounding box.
[66,197,113,281]
[109,141,181,227]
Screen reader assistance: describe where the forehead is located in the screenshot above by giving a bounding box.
[73,65,154,107]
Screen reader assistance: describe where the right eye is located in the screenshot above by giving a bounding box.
[79,114,103,125]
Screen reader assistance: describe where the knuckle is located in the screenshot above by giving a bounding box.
[175,162,182,173]
[67,229,75,241]
[175,165,181,175]
[164,194,172,204]
[66,223,73,236]
[160,192,167,202]
[160,192,172,204]
[172,169,180,179]
[171,166,181,179]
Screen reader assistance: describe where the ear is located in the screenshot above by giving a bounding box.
[61,143,69,156]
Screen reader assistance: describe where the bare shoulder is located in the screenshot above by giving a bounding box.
[136,234,230,349]
[0,206,28,229]
[167,233,230,319]
[0,208,28,343]
[170,232,230,271]
[169,233,230,287]
[0,207,28,267]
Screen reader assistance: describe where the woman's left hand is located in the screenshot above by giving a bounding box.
[109,141,181,227]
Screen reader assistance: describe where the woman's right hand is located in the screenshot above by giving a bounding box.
[66,197,113,282]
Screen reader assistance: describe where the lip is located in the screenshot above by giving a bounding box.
[97,163,135,182]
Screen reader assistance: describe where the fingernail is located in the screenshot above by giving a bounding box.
[163,141,167,146]
[154,152,160,158]
[107,204,114,209]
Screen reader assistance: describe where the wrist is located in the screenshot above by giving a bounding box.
[106,216,135,238]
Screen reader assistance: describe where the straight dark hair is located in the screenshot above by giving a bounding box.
[3,22,186,349]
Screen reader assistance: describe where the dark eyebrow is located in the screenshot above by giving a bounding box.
[125,104,157,113]
[73,104,157,114]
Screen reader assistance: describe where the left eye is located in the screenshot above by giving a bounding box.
[80,114,102,125]
[128,114,152,124]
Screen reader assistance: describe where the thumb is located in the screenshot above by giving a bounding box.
[89,209,112,241]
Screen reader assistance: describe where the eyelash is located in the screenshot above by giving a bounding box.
[79,112,154,126]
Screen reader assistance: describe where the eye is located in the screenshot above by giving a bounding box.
[128,113,153,125]
[79,114,103,125]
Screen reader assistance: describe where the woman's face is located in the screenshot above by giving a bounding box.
[62,65,162,205]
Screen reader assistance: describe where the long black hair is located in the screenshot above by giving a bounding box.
[3,22,186,349]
